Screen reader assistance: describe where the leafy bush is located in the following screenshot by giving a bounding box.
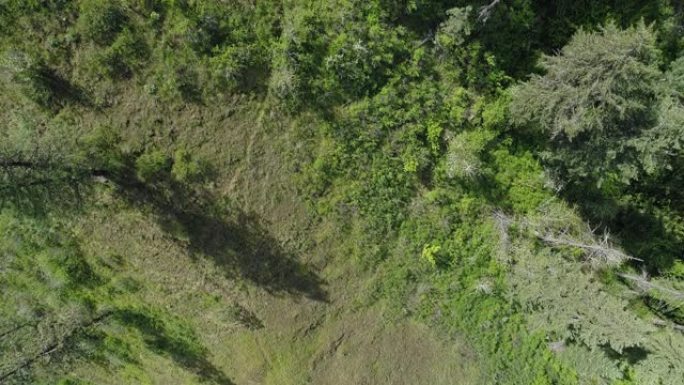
[320,24,408,102]
[77,0,128,45]
[268,7,326,110]
[209,45,261,92]
[171,149,208,184]
[94,28,148,78]
[79,127,126,174]
[135,150,170,182]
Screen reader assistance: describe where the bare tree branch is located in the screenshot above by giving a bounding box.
[619,273,684,302]
[493,210,512,258]
[535,229,639,266]
[0,322,36,340]
[478,0,502,23]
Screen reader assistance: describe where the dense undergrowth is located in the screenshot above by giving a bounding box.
[1,1,684,384]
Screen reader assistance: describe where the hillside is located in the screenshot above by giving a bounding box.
[1,1,684,385]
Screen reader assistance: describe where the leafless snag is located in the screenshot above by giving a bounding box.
[493,210,512,257]
[652,317,684,332]
[478,0,502,23]
[0,322,36,340]
[535,227,638,267]
[619,272,684,304]
[548,340,566,353]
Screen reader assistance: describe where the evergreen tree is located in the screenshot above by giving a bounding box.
[510,22,683,187]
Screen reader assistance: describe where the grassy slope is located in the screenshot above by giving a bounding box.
[1,87,480,384]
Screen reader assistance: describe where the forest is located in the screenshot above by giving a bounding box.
[1,0,684,384]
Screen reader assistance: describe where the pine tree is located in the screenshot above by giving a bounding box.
[510,22,684,187]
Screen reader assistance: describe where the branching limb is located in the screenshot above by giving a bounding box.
[535,229,638,266]
[619,273,684,302]
[478,0,502,23]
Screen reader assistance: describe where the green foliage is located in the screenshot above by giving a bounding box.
[514,22,660,140]
[208,45,256,92]
[373,191,579,385]
[268,5,327,110]
[444,128,495,180]
[135,150,170,182]
[320,21,409,102]
[0,212,103,382]
[435,6,472,50]
[434,5,513,90]
[489,147,549,214]
[78,127,126,175]
[420,244,441,268]
[3,1,684,384]
[510,22,677,186]
[77,0,128,45]
[171,148,208,184]
[93,28,148,78]
[0,209,229,384]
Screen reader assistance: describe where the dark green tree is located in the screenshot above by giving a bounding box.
[510,22,684,187]
[77,0,128,45]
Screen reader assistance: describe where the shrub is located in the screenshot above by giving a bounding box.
[135,150,170,182]
[209,45,258,92]
[77,0,128,45]
[171,149,208,183]
[94,29,148,78]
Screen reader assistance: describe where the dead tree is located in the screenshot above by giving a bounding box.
[535,229,637,267]
[478,0,502,23]
[619,272,684,304]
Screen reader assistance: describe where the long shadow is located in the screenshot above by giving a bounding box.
[564,184,684,275]
[177,206,329,301]
[30,63,94,112]
[112,173,328,302]
[0,158,328,301]
[113,308,235,385]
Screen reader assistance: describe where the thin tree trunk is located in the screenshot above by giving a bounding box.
[0,311,112,383]
[0,322,35,340]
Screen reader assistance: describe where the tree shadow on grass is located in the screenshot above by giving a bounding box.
[113,175,328,302]
[26,62,94,112]
[177,206,329,302]
[0,156,328,302]
[113,308,235,385]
